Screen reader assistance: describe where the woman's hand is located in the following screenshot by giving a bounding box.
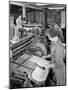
[45,63,55,69]
[42,55,47,59]
[42,54,51,59]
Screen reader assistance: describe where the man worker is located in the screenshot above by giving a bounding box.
[15,15,23,39]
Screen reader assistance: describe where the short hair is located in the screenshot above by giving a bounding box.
[47,27,64,42]
[33,27,41,36]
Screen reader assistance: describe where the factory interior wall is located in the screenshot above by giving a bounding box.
[47,10,61,25]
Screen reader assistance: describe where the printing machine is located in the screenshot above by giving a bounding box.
[9,33,47,88]
[10,34,35,59]
[9,31,50,88]
[10,33,35,87]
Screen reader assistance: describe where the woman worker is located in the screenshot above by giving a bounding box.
[43,27,66,86]
[31,27,47,57]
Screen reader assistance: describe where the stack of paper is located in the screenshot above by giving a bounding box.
[32,66,49,81]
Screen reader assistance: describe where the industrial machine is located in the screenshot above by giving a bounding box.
[9,30,50,88]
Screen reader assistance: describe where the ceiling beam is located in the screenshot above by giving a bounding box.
[10,2,24,7]
[10,2,44,11]
[27,4,44,11]
[39,4,66,9]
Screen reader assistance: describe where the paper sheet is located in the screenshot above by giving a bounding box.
[29,55,49,67]
[32,66,49,81]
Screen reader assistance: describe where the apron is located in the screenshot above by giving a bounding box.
[51,39,65,85]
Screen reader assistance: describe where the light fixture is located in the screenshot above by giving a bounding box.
[49,7,64,9]
[36,3,49,6]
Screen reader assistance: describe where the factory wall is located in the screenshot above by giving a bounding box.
[47,9,61,25]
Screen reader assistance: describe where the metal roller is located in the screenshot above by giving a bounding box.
[10,34,35,59]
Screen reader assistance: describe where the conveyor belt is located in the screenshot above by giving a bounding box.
[10,34,35,59]
[12,41,32,55]
[10,34,35,50]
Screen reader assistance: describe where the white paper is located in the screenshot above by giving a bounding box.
[32,66,49,81]
[29,55,49,67]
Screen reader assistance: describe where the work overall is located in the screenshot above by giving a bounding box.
[51,39,65,85]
